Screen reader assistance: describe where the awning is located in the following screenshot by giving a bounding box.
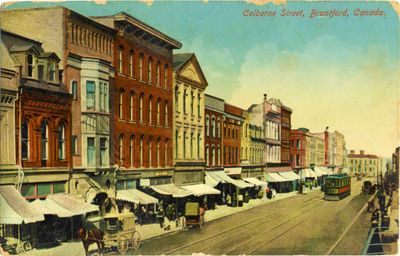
[311,168,323,177]
[0,185,44,224]
[314,166,329,176]
[150,184,192,198]
[342,167,351,174]
[300,168,318,178]
[116,189,158,204]
[206,171,253,189]
[46,193,99,215]
[30,199,75,218]
[278,171,300,181]
[265,172,288,182]
[181,184,221,196]
[224,167,242,175]
[243,177,268,186]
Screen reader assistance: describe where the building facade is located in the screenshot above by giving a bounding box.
[327,130,347,168]
[290,128,308,169]
[347,150,382,177]
[223,103,243,175]
[280,106,292,167]
[173,53,207,185]
[204,94,225,172]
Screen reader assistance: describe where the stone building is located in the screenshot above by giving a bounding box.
[204,94,225,172]
[1,30,71,197]
[1,6,116,199]
[347,150,382,177]
[327,130,347,169]
[172,53,207,185]
[93,12,181,189]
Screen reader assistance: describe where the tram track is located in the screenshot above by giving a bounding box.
[164,193,324,255]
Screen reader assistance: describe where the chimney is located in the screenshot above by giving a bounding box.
[360,150,365,155]
[264,94,267,101]
[350,150,355,154]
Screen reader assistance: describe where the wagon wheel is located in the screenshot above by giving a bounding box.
[22,241,32,253]
[16,241,24,254]
[117,236,129,255]
[131,231,141,250]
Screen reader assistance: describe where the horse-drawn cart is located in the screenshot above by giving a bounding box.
[184,202,204,230]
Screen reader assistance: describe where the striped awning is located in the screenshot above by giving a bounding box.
[278,171,300,181]
[46,193,99,215]
[206,171,253,189]
[181,184,221,196]
[265,172,288,182]
[150,184,192,198]
[116,189,158,204]
[243,177,268,186]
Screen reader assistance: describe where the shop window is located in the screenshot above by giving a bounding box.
[21,184,35,197]
[53,182,66,193]
[37,183,51,196]
[41,121,48,160]
[58,123,66,160]
[21,119,29,160]
[86,81,95,110]
[116,180,125,190]
[100,138,107,166]
[126,180,136,189]
[87,137,95,166]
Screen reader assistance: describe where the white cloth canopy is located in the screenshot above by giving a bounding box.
[278,171,300,181]
[181,184,221,196]
[0,185,44,224]
[205,171,253,189]
[30,198,75,218]
[300,168,318,178]
[243,177,268,186]
[265,172,288,182]
[46,193,99,215]
[150,184,192,198]
[314,166,329,176]
[116,189,158,204]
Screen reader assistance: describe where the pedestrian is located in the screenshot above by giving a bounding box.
[157,206,164,228]
[238,193,243,207]
[199,204,205,225]
[226,194,232,207]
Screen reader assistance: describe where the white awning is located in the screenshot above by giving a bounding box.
[30,199,75,218]
[224,167,242,175]
[150,184,192,198]
[300,168,318,178]
[265,172,289,182]
[243,177,268,186]
[46,193,99,215]
[206,171,253,189]
[181,184,221,196]
[342,167,351,174]
[278,171,300,181]
[0,186,45,224]
[314,166,329,176]
[116,189,158,204]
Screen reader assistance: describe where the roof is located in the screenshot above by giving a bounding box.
[173,53,193,71]
[348,154,379,159]
[0,185,44,224]
[1,30,42,44]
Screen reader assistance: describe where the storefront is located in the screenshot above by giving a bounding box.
[243,177,268,198]
[277,171,300,191]
[264,172,291,193]
[180,183,221,210]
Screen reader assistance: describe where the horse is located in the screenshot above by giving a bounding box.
[77,227,105,256]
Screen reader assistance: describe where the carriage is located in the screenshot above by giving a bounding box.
[184,202,204,230]
[86,212,141,255]
[324,174,351,200]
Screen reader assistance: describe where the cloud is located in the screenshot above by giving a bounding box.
[229,36,398,156]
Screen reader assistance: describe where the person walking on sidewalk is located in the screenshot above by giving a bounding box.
[238,193,244,207]
[226,194,232,207]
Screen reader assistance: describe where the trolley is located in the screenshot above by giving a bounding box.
[324,174,351,200]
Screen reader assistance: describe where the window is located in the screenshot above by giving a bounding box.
[164,139,168,166]
[38,65,44,80]
[157,99,161,125]
[190,133,194,158]
[139,94,144,122]
[53,182,65,193]
[296,139,301,149]
[72,135,78,155]
[99,82,103,111]
[156,62,160,86]
[129,50,134,77]
[41,121,48,160]
[148,138,152,167]
[38,183,51,196]
[139,54,143,81]
[175,86,179,110]
[49,61,56,81]
[119,90,124,119]
[211,117,215,138]
[191,91,194,115]
[130,136,135,167]
[164,64,168,88]
[157,138,160,166]
[21,119,29,160]
[58,124,65,160]
[205,116,209,137]
[129,92,135,121]
[212,146,215,166]
[217,119,221,138]
[118,46,123,73]
[103,83,108,112]
[148,58,152,84]
[197,133,201,159]
[27,54,33,77]
[86,81,95,110]
[100,138,107,166]
[175,130,179,159]
[119,135,124,165]
[164,102,169,126]
[72,81,78,100]
[217,146,221,165]
[140,136,144,166]
[148,96,153,124]
[87,137,95,166]
[205,145,209,166]
[198,93,201,117]
[183,131,186,159]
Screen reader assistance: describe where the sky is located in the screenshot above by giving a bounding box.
[4,0,399,157]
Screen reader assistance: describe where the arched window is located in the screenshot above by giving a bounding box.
[205,145,209,166]
[197,93,201,117]
[175,130,179,159]
[164,64,168,89]
[183,89,187,114]
[211,117,215,138]
[183,131,186,159]
[27,54,33,77]
[190,133,194,158]
[212,146,215,166]
[41,121,48,160]
[21,119,29,160]
[119,90,124,119]
[148,137,152,167]
[148,96,153,124]
[139,54,143,81]
[197,133,201,159]
[165,139,169,166]
[119,134,124,165]
[156,99,161,125]
[190,91,194,115]
[140,136,144,166]
[49,61,56,81]
[148,58,152,84]
[130,135,135,167]
[217,146,221,165]
[217,119,221,138]
[118,46,123,74]
[156,62,160,86]
[139,94,144,122]
[164,101,168,127]
[157,138,160,166]
[205,116,209,137]
[129,91,135,121]
[58,123,65,160]
[129,50,134,77]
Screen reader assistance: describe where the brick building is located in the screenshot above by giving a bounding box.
[280,106,292,167]
[223,103,243,175]
[290,128,308,169]
[93,12,181,188]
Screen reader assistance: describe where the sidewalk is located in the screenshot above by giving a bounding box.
[381,190,399,254]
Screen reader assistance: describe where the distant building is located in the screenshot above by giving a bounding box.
[223,103,243,175]
[347,150,383,177]
[290,128,308,169]
[393,147,399,175]
[280,106,292,167]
